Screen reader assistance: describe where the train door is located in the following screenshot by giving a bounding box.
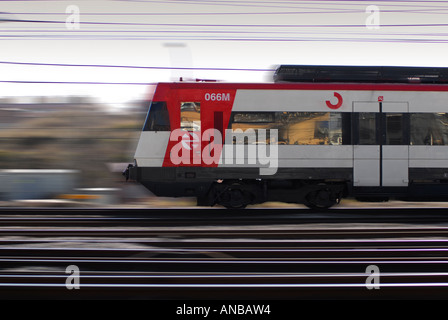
[179,101,201,165]
[353,101,409,187]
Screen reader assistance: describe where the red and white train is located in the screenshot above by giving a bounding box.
[124,65,448,208]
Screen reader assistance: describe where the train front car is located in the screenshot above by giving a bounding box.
[126,66,448,209]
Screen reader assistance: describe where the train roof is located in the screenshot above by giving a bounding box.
[274,65,448,84]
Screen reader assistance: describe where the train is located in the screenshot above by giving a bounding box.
[124,65,448,209]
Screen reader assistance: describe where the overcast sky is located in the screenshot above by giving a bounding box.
[1,0,448,105]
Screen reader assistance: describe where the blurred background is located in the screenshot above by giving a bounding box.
[1,0,448,207]
[0,95,148,206]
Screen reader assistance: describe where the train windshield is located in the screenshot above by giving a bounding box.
[143,101,170,131]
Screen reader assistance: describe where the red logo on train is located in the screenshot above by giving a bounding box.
[326,92,343,109]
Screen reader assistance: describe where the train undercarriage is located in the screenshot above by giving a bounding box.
[198,179,346,209]
[124,164,448,209]
[125,164,347,209]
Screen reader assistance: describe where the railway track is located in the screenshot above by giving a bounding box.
[1,207,448,299]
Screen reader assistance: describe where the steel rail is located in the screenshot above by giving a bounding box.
[1,208,448,299]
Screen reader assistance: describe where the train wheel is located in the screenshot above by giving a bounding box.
[215,182,252,209]
[305,188,337,210]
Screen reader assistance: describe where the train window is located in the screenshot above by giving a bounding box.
[385,114,403,145]
[143,101,170,131]
[410,113,448,145]
[358,113,377,145]
[230,112,343,145]
[233,113,275,123]
[330,113,344,145]
[276,112,339,145]
[180,102,201,131]
[231,113,274,144]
